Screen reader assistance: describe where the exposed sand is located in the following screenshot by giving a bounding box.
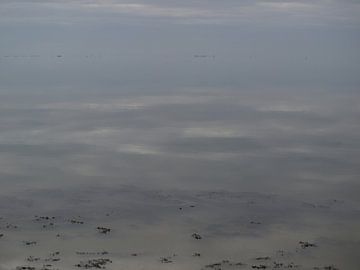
[1,186,359,270]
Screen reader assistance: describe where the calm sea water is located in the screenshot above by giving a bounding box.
[0,2,359,269]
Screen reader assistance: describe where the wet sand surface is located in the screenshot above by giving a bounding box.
[0,186,359,270]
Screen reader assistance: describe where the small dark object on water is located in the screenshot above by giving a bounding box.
[26,256,40,262]
[35,216,55,221]
[24,241,37,246]
[70,219,84,224]
[250,221,262,225]
[192,233,202,239]
[299,241,317,248]
[97,226,111,234]
[76,251,108,256]
[16,266,36,270]
[75,258,112,269]
[160,257,173,263]
[255,256,271,260]
[205,262,221,268]
[252,265,267,269]
[314,266,339,270]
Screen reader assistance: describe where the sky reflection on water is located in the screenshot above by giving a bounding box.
[0,1,359,269]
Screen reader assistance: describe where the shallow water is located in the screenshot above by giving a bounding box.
[1,1,360,269]
[1,186,360,270]
[0,85,359,269]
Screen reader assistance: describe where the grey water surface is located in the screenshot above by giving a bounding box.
[0,1,360,269]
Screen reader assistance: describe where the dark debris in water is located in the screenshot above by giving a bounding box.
[4,223,18,229]
[314,266,339,270]
[23,241,37,246]
[255,256,271,261]
[76,251,109,256]
[160,257,173,263]
[16,266,58,270]
[273,262,300,269]
[34,216,56,221]
[250,221,262,225]
[69,219,84,225]
[26,256,41,262]
[0,190,355,270]
[96,226,111,234]
[191,233,202,239]
[299,241,317,249]
[45,251,61,262]
[160,254,177,263]
[75,258,112,269]
[252,265,268,269]
[204,260,247,269]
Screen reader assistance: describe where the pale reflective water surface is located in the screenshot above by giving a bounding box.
[0,1,360,269]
